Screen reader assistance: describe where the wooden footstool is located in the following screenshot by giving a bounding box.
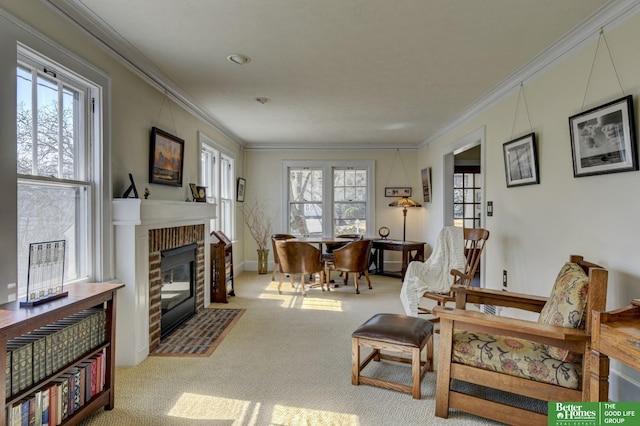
[351,313,434,399]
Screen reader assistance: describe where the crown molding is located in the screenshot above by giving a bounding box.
[43,0,246,148]
[419,0,640,149]
[243,142,419,151]
[42,0,640,151]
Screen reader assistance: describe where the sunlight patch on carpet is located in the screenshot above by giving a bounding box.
[168,393,255,422]
[151,308,244,357]
[272,404,360,425]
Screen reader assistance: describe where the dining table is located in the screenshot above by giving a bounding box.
[289,236,355,252]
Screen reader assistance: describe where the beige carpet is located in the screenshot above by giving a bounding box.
[80,272,501,425]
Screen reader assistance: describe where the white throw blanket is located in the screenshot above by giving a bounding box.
[400,226,466,316]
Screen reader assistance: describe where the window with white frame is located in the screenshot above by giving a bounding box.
[199,132,234,238]
[16,48,101,297]
[283,161,374,237]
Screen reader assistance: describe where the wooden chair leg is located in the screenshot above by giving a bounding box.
[412,346,421,399]
[354,275,360,294]
[364,271,372,289]
[435,318,454,418]
[271,263,279,281]
[352,337,360,385]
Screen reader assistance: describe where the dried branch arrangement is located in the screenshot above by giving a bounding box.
[242,198,274,251]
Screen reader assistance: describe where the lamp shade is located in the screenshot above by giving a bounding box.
[389,196,422,208]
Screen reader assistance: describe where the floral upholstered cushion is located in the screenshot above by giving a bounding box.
[537,262,589,361]
[452,331,582,389]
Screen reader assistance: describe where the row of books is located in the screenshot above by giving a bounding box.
[6,353,106,426]
[5,308,106,398]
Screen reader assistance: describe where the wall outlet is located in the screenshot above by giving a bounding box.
[502,270,507,288]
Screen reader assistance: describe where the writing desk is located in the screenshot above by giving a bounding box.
[590,301,640,401]
[371,239,425,280]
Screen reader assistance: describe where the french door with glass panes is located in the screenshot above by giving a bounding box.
[453,168,481,229]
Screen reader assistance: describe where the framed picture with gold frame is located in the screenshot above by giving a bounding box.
[189,183,207,202]
[149,127,184,186]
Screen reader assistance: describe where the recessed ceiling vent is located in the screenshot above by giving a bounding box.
[227,54,251,65]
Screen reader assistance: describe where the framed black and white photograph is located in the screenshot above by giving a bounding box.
[385,187,411,197]
[149,127,184,186]
[236,177,246,202]
[502,132,539,187]
[421,167,432,203]
[569,95,637,177]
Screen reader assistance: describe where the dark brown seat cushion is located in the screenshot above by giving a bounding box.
[352,313,433,348]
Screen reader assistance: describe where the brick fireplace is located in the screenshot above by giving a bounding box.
[148,225,205,352]
[113,199,216,366]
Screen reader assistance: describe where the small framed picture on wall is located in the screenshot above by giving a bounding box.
[236,177,246,202]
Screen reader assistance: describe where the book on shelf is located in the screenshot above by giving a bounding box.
[48,382,58,426]
[40,387,49,426]
[9,400,21,426]
[6,339,33,396]
[20,399,29,426]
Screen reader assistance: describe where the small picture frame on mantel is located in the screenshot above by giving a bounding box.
[189,183,207,202]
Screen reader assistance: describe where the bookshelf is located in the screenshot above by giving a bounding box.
[210,231,234,303]
[1,282,123,426]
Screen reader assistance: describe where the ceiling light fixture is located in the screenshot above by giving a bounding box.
[227,54,251,65]
[256,97,270,105]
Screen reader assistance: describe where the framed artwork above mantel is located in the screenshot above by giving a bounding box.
[149,127,185,186]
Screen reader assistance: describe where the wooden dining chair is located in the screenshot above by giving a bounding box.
[271,233,294,281]
[323,234,364,284]
[274,240,327,296]
[324,239,373,294]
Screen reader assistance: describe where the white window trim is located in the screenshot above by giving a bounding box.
[198,131,235,240]
[281,160,375,237]
[16,42,112,285]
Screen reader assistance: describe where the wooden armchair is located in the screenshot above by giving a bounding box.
[420,227,489,315]
[434,255,608,425]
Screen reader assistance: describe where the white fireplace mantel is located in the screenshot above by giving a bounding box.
[113,198,216,366]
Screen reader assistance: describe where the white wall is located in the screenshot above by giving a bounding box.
[417,11,640,401]
[0,0,243,301]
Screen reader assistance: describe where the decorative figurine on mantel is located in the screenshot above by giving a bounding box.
[144,187,150,199]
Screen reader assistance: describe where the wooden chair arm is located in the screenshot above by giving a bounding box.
[450,268,473,284]
[453,286,548,313]
[433,306,590,353]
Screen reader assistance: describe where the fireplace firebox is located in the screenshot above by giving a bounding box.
[160,243,197,339]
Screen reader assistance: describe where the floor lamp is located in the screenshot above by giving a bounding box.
[389,196,422,241]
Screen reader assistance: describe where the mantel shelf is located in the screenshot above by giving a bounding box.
[113,198,216,226]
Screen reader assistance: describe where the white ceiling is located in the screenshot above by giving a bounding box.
[46,0,619,149]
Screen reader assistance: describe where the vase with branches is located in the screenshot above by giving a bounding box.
[242,198,274,273]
